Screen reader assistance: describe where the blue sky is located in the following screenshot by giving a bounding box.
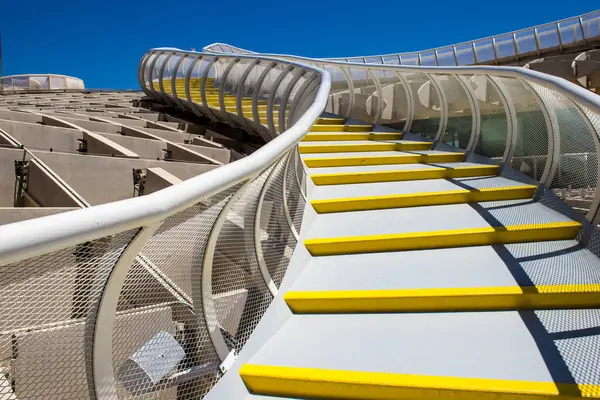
[1,1,595,89]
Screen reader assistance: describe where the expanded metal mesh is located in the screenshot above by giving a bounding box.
[324,65,350,116]
[113,189,238,399]
[472,75,509,161]
[529,84,599,215]
[0,230,138,399]
[259,154,299,289]
[401,72,441,138]
[211,171,274,355]
[347,67,378,123]
[497,78,550,181]
[435,74,474,150]
[286,152,306,236]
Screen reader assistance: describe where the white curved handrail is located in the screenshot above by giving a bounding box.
[204,10,600,66]
[0,51,330,265]
[202,46,600,115]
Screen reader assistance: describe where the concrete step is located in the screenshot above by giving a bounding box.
[301,132,402,142]
[240,311,600,399]
[299,140,432,153]
[301,149,464,167]
[309,176,536,213]
[309,124,372,132]
[286,238,600,313]
[308,162,500,185]
[303,199,581,256]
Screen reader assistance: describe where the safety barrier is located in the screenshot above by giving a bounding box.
[205,10,600,66]
[1,40,600,399]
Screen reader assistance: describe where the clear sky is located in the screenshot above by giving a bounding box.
[1,1,595,89]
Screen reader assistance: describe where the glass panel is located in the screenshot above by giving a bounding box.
[581,11,600,40]
[364,57,380,64]
[51,77,67,90]
[13,77,30,89]
[468,75,509,161]
[495,34,516,60]
[324,65,349,116]
[558,18,583,46]
[454,43,475,65]
[403,72,440,138]
[536,23,560,50]
[436,47,456,66]
[435,74,473,151]
[473,39,495,63]
[400,53,419,66]
[348,67,377,123]
[66,78,80,90]
[382,55,400,65]
[31,76,49,90]
[419,51,436,66]
[378,71,408,129]
[514,29,537,55]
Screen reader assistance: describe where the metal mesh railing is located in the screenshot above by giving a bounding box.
[3,39,600,400]
[204,11,600,67]
[0,49,329,399]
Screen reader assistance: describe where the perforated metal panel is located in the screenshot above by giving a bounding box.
[472,75,510,161]
[435,74,474,149]
[532,86,600,216]
[498,78,550,181]
[112,190,238,399]
[210,172,274,354]
[0,230,138,399]
[258,155,299,289]
[402,71,441,138]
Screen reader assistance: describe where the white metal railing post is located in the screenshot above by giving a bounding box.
[218,57,241,127]
[395,71,414,133]
[236,59,262,135]
[455,74,481,155]
[427,73,448,145]
[93,224,162,400]
[277,69,305,134]
[367,69,384,125]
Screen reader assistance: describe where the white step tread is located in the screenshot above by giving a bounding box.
[305,200,573,239]
[307,162,439,175]
[300,149,456,159]
[289,240,600,292]
[310,176,532,201]
[246,312,558,382]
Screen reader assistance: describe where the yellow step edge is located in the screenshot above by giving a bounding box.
[311,185,537,213]
[301,132,402,142]
[310,165,500,185]
[299,143,397,154]
[284,284,600,313]
[310,124,372,132]
[299,141,433,154]
[303,152,464,167]
[304,221,581,256]
[316,117,345,125]
[240,365,599,399]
